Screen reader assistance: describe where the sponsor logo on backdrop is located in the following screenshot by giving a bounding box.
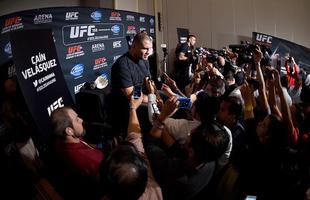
[47,97,64,116]
[150,28,155,34]
[33,72,57,92]
[111,25,121,34]
[33,14,52,24]
[21,52,57,80]
[139,17,145,22]
[126,15,135,21]
[127,25,136,34]
[149,18,154,25]
[8,65,16,78]
[140,27,146,32]
[93,57,108,70]
[113,55,122,63]
[63,23,124,46]
[8,65,15,77]
[255,33,272,46]
[109,11,122,21]
[91,10,102,21]
[66,45,85,59]
[65,12,79,20]
[74,82,86,94]
[4,42,12,55]
[2,16,24,34]
[113,40,122,48]
[92,42,105,52]
[69,25,96,38]
[70,63,84,79]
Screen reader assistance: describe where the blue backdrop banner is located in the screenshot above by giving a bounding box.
[0,7,156,99]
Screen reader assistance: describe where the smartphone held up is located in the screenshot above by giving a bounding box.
[133,86,142,99]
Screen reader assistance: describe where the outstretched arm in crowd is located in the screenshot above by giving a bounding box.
[127,86,164,200]
[145,79,162,124]
[149,96,179,148]
[267,75,282,119]
[128,91,143,134]
[162,72,186,97]
[254,47,269,114]
[240,81,255,120]
[272,69,297,146]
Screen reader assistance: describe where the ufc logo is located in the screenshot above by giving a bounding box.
[66,12,78,20]
[47,97,64,116]
[95,57,106,65]
[5,17,21,26]
[70,25,95,38]
[68,45,82,54]
[256,34,272,44]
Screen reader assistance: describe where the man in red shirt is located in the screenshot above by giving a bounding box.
[50,107,104,179]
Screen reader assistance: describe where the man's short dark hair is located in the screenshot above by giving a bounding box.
[190,122,229,163]
[194,92,220,123]
[132,32,152,45]
[223,96,244,121]
[100,142,148,200]
[50,107,72,138]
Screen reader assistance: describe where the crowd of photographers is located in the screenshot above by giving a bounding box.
[1,31,310,200]
[169,34,310,199]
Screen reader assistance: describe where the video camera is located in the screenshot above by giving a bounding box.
[228,43,271,67]
[194,47,229,63]
[228,43,256,66]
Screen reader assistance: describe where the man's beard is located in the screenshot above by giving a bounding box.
[72,129,86,138]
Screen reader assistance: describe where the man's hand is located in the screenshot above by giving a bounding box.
[163,72,178,91]
[253,46,263,64]
[145,78,156,94]
[129,91,143,110]
[158,96,179,122]
[161,83,176,98]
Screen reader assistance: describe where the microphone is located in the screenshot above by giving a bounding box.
[160,44,168,56]
[160,44,167,48]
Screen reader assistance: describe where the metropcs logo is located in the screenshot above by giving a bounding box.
[33,14,52,24]
[113,40,122,48]
[47,97,64,116]
[66,12,79,20]
[255,33,272,45]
